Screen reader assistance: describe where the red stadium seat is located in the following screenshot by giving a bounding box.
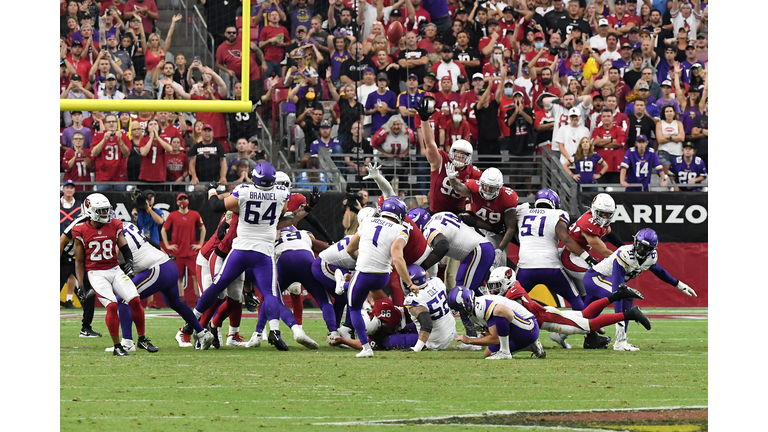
[271,87,290,137]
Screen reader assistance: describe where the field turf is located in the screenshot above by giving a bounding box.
[60,308,707,431]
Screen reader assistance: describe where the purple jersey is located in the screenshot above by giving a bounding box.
[620,147,664,191]
[669,155,707,191]
[330,50,350,80]
[397,90,425,129]
[365,89,397,134]
[310,137,342,156]
[571,153,605,185]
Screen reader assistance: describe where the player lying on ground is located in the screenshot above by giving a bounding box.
[329,296,419,351]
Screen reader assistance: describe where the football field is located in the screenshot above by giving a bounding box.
[60,308,707,431]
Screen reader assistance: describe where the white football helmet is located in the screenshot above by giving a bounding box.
[449,139,473,169]
[357,206,378,225]
[478,167,504,200]
[590,193,616,228]
[486,266,517,296]
[275,171,292,190]
[83,193,112,224]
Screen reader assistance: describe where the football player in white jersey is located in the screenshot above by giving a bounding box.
[114,218,214,351]
[402,265,458,351]
[344,197,417,358]
[584,228,697,351]
[515,189,595,311]
[196,161,317,350]
[448,285,543,360]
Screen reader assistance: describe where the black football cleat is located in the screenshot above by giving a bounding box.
[625,306,652,330]
[137,336,159,353]
[80,328,103,338]
[63,300,76,309]
[583,331,611,349]
[268,330,289,351]
[113,345,130,356]
[615,284,645,301]
[207,324,221,349]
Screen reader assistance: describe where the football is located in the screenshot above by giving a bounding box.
[387,21,404,46]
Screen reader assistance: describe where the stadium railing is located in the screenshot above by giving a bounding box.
[170,0,189,42]
[191,3,215,68]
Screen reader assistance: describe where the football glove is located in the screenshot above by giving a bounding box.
[493,249,506,268]
[676,281,697,297]
[417,97,434,121]
[123,260,135,278]
[205,181,220,193]
[445,162,458,179]
[585,255,599,267]
[306,186,321,210]
[362,162,382,180]
[460,212,477,227]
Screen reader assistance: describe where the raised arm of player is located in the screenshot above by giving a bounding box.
[497,209,518,251]
[417,99,441,170]
[391,238,416,293]
[363,162,395,198]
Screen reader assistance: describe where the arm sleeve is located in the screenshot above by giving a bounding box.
[603,230,625,249]
[649,263,679,286]
[610,259,627,291]
[209,194,228,213]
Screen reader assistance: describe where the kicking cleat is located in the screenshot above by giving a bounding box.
[550,333,572,349]
[485,350,513,360]
[529,340,547,359]
[226,333,249,347]
[268,330,289,351]
[583,332,611,349]
[112,345,130,356]
[295,332,319,350]
[137,336,159,353]
[356,346,374,358]
[616,283,644,301]
[613,340,640,351]
[105,340,137,352]
[334,269,346,296]
[80,328,102,338]
[176,328,193,347]
[247,331,263,347]
[194,329,214,350]
[207,324,221,349]
[625,305,652,330]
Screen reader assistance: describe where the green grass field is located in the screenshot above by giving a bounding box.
[60,308,707,431]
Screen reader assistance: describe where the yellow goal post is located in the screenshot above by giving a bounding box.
[60,0,252,114]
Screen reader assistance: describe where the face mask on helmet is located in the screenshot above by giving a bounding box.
[478,168,503,200]
[633,228,658,260]
[487,266,515,295]
[590,193,616,227]
[449,140,473,169]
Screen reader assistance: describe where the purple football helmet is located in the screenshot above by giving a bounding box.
[406,207,431,231]
[447,285,474,313]
[407,264,427,289]
[534,188,561,209]
[633,228,658,260]
[251,161,277,189]
[281,225,298,233]
[380,197,407,222]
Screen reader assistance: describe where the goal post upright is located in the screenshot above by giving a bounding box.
[242,0,250,103]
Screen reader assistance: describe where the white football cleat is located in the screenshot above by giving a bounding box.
[195,329,215,350]
[105,339,136,352]
[356,346,374,358]
[226,332,249,347]
[294,331,319,349]
[550,333,572,349]
[529,340,547,358]
[613,340,640,351]
[247,331,263,347]
[334,269,346,296]
[175,329,193,348]
[485,350,513,360]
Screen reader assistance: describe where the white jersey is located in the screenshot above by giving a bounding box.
[423,212,488,261]
[592,244,659,282]
[231,183,290,254]
[121,221,170,273]
[318,234,357,270]
[403,278,457,350]
[469,294,535,328]
[274,229,315,259]
[355,217,409,273]
[516,204,570,269]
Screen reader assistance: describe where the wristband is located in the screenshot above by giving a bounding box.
[579,251,590,261]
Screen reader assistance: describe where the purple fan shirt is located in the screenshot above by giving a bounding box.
[571,152,605,185]
[669,155,707,191]
[620,147,664,191]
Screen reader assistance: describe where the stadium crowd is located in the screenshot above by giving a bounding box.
[60,0,708,192]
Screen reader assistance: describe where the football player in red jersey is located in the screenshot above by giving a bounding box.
[329,297,416,351]
[72,194,157,356]
[416,96,483,215]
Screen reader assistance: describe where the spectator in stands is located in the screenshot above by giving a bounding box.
[397,73,425,131]
[66,40,92,85]
[694,33,707,63]
[307,15,332,55]
[357,67,379,137]
[453,30,481,80]
[296,105,325,156]
[342,121,373,175]
[227,159,254,185]
[640,66,662,99]
[289,0,315,40]
[474,77,502,155]
[554,107,590,165]
[170,69,230,150]
[328,71,363,145]
[62,111,94,149]
[624,81,659,118]
[249,136,269,162]
[430,47,467,92]
[91,113,131,190]
[563,137,608,192]
[124,0,159,35]
[226,138,258,179]
[97,73,126,101]
[340,41,374,87]
[623,51,644,90]
[296,157,330,191]
[627,99,657,148]
[74,22,99,57]
[62,132,93,186]
[166,136,189,184]
[397,32,429,83]
[90,52,123,94]
[365,73,398,135]
[589,18,610,52]
[124,17,147,78]
[669,141,706,191]
[329,35,351,87]
[142,14,182,92]
[329,7,362,41]
[188,124,228,187]
[371,114,416,187]
[127,75,154,99]
[602,94,629,133]
[421,71,438,92]
[592,109,627,184]
[172,53,190,92]
[138,119,174,184]
[443,106,471,152]
[106,33,133,77]
[342,188,369,235]
[595,67,631,112]
[620,134,667,191]
[656,104,685,173]
[690,92,707,168]
[120,69,137,96]
[433,74,460,117]
[83,110,105,135]
[216,27,267,102]
[310,119,344,158]
[259,10,292,77]
[654,79,682,115]
[363,23,390,58]
[374,50,401,93]
[670,0,701,41]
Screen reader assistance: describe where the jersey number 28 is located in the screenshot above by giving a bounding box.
[88,239,114,261]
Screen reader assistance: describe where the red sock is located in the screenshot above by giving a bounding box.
[212,298,234,328]
[388,271,405,307]
[228,299,243,327]
[128,297,145,336]
[105,303,120,337]
[582,297,611,319]
[199,297,223,327]
[590,312,626,331]
[291,293,303,325]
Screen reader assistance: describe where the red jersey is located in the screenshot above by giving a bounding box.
[91,131,131,182]
[606,13,642,34]
[62,148,92,184]
[159,125,184,152]
[466,179,518,232]
[429,149,482,213]
[497,95,517,137]
[460,91,480,140]
[66,54,92,83]
[201,213,228,260]
[433,91,461,113]
[216,216,239,256]
[592,125,627,173]
[403,216,428,265]
[138,136,166,182]
[369,297,403,330]
[427,111,449,139]
[287,193,307,227]
[478,36,512,68]
[525,50,556,70]
[504,282,550,326]
[215,38,261,81]
[595,111,629,133]
[165,151,188,181]
[560,209,611,272]
[72,218,124,272]
[445,121,471,151]
[164,210,204,258]
[402,8,431,33]
[531,80,562,112]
